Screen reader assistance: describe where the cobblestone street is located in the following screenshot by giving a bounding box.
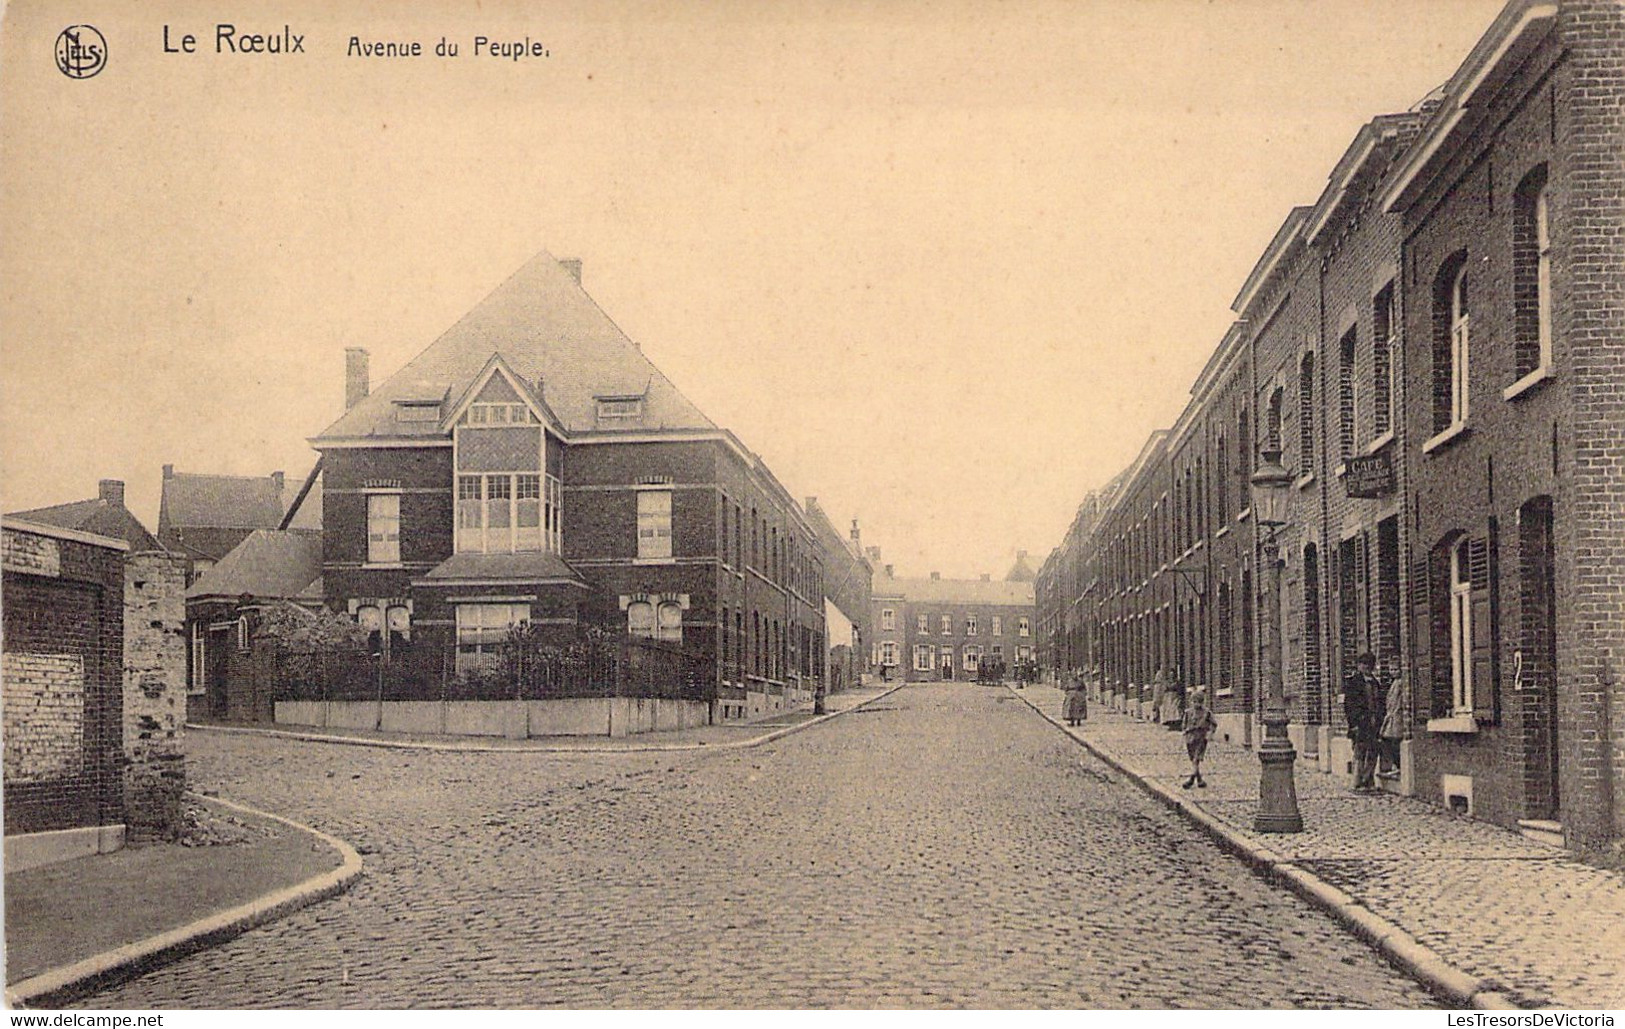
[90,683,1436,1008]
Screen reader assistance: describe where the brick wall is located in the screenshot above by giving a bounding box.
[3,525,125,836]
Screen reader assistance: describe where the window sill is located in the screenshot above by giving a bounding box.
[1214,525,1231,539]
[633,557,677,566]
[1422,421,1470,455]
[363,562,405,569]
[1502,365,1554,401]
[1295,472,1316,490]
[1426,714,1479,734]
[1364,430,1395,455]
[1238,508,1251,523]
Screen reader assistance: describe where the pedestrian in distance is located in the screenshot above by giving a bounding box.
[1150,665,1168,725]
[1377,675,1406,781]
[1344,652,1384,793]
[1181,687,1216,789]
[1063,669,1089,726]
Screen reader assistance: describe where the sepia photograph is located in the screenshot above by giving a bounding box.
[2,0,1623,1013]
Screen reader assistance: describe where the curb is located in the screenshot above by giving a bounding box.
[185,683,909,756]
[1005,685,1528,1011]
[5,794,364,1009]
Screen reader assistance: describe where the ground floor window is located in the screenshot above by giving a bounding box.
[962,646,982,672]
[456,603,529,675]
[913,644,934,671]
[881,641,898,667]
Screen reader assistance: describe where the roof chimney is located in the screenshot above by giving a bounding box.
[98,479,124,506]
[162,463,174,480]
[559,258,583,284]
[271,470,285,492]
[930,571,941,581]
[345,348,370,411]
[850,518,860,544]
[884,564,893,578]
[980,573,991,582]
[1018,549,1028,559]
[866,545,881,562]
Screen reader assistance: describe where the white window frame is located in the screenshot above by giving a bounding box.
[628,599,656,638]
[1449,540,1474,716]
[916,613,929,635]
[636,488,674,561]
[963,646,982,673]
[1018,616,1031,638]
[366,492,401,565]
[965,615,978,636]
[992,616,1003,636]
[467,402,534,426]
[657,600,683,642]
[457,472,557,555]
[596,397,644,422]
[939,614,951,635]
[881,641,899,667]
[1450,264,1471,429]
[881,608,895,632]
[913,644,934,671]
[456,603,529,675]
[189,622,206,695]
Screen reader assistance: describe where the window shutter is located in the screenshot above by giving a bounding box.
[1422,549,1455,719]
[1470,532,1500,725]
[1409,554,1431,717]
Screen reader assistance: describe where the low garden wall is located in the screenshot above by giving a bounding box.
[274,697,712,739]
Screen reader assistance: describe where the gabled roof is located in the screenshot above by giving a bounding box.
[7,497,160,551]
[186,530,323,601]
[884,576,1035,608]
[439,353,565,435]
[313,251,715,443]
[160,469,319,531]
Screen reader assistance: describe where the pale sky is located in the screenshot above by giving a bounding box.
[1,0,1503,580]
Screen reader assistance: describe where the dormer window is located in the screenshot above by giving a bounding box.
[596,396,644,423]
[395,401,441,423]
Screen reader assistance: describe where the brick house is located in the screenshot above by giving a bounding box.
[157,463,322,586]
[1035,0,1625,844]
[1381,0,1625,845]
[308,252,825,723]
[803,498,873,690]
[7,481,188,846]
[871,566,1036,683]
[185,529,324,722]
[2,518,128,869]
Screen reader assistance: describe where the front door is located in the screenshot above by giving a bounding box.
[939,646,953,681]
[206,623,232,719]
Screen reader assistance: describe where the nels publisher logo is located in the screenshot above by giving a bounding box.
[55,25,107,79]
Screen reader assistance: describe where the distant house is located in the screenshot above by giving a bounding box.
[4,479,188,863]
[869,565,1037,683]
[157,463,321,585]
[185,530,323,722]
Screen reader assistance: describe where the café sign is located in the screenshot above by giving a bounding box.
[1345,452,1396,498]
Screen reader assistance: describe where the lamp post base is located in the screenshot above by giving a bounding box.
[1254,737,1304,833]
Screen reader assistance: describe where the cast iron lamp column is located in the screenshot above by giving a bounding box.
[1251,447,1304,833]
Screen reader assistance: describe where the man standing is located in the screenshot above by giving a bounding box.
[1343,652,1383,793]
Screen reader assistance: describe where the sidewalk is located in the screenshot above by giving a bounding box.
[4,796,362,1007]
[1012,683,1625,1010]
[189,683,902,753]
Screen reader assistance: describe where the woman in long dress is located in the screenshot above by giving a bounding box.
[1063,671,1089,726]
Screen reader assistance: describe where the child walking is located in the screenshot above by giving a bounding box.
[1182,688,1216,789]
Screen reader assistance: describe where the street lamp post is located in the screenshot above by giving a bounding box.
[1251,446,1304,833]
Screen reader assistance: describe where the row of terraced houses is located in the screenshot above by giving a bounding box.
[1035,0,1625,848]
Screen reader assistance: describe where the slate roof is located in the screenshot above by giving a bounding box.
[416,551,588,587]
[186,530,323,600]
[314,251,715,442]
[160,470,320,532]
[7,497,160,551]
[879,576,1035,608]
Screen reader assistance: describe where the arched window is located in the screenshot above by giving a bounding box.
[1373,283,1395,436]
[1432,253,1470,434]
[1513,166,1552,381]
[1266,387,1284,454]
[627,600,656,638]
[1301,350,1318,466]
[1340,327,1358,459]
[657,601,683,642]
